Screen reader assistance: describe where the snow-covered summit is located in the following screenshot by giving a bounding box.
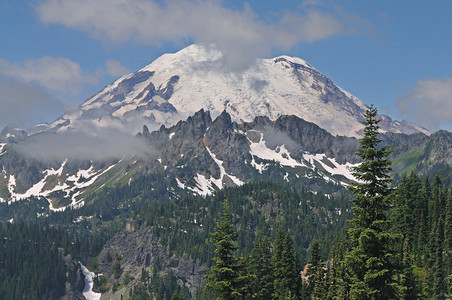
[49,44,428,137]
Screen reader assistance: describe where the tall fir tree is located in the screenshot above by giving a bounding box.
[273,227,301,299]
[345,105,401,299]
[308,240,326,300]
[400,239,420,299]
[206,199,244,299]
[445,188,452,296]
[433,217,446,300]
[246,236,274,299]
[326,243,349,300]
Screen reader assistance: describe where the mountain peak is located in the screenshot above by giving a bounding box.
[48,44,427,138]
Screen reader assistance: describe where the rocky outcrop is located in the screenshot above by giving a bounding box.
[96,226,208,296]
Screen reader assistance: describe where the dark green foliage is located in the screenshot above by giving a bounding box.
[272,228,300,299]
[307,240,325,299]
[246,236,274,299]
[206,199,246,299]
[348,105,393,238]
[137,181,351,266]
[445,188,452,289]
[345,105,402,299]
[0,222,70,299]
[400,239,420,299]
[326,243,349,299]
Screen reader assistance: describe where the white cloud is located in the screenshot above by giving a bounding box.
[397,78,452,131]
[0,56,130,94]
[0,57,130,129]
[105,59,130,77]
[36,0,365,70]
[0,76,65,128]
[15,127,155,161]
[0,57,89,93]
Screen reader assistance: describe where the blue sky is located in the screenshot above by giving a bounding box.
[1,0,451,132]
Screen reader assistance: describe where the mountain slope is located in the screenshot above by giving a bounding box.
[0,109,451,221]
[48,44,428,138]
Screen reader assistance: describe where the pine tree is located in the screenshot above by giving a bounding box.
[307,240,323,298]
[400,239,420,299]
[273,227,287,299]
[206,199,244,299]
[273,228,301,299]
[327,243,349,300]
[445,188,452,295]
[247,236,274,299]
[433,217,446,300]
[345,105,401,300]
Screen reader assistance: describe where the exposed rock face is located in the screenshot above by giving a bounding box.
[59,251,87,300]
[424,130,452,166]
[96,226,208,296]
[1,108,450,214]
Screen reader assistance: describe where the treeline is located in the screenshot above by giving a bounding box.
[136,181,351,266]
[391,172,452,298]
[133,171,451,300]
[126,181,351,299]
[0,222,73,299]
[202,106,452,299]
[0,219,112,299]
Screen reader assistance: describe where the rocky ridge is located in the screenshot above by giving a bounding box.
[0,109,450,219]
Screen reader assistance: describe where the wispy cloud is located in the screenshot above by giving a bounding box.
[15,126,155,161]
[0,76,65,128]
[36,0,367,70]
[0,57,89,93]
[0,57,130,129]
[0,57,130,94]
[104,59,130,78]
[397,78,452,131]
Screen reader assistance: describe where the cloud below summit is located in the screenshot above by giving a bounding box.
[397,78,452,131]
[36,0,366,71]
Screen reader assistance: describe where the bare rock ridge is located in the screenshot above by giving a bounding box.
[0,108,451,215]
[96,226,207,296]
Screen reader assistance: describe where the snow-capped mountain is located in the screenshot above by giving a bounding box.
[1,44,444,220]
[48,44,428,138]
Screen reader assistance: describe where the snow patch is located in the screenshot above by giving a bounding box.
[250,156,269,174]
[248,133,305,168]
[303,153,358,182]
[176,178,186,189]
[80,263,102,300]
[205,146,244,189]
[190,173,214,196]
[6,161,117,211]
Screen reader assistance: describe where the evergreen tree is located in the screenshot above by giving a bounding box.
[273,227,287,299]
[345,105,401,299]
[445,188,452,296]
[247,236,274,299]
[273,228,301,299]
[206,199,244,299]
[433,217,446,300]
[326,243,349,300]
[400,239,420,299]
[307,240,323,298]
